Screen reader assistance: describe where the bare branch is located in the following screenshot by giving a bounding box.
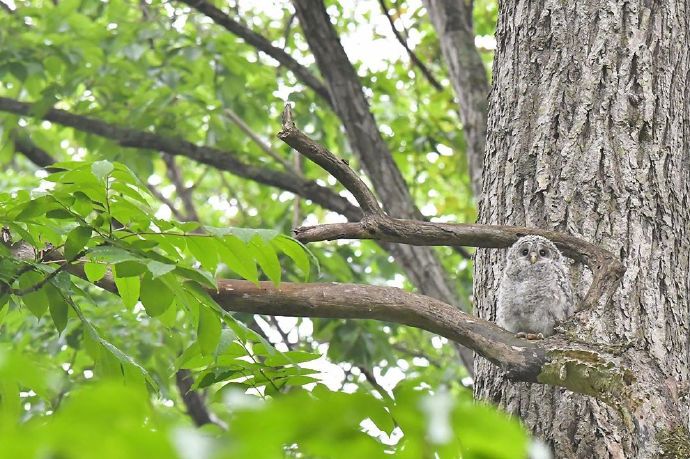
[212,279,540,380]
[278,105,382,216]
[378,0,444,91]
[176,0,332,104]
[0,96,361,221]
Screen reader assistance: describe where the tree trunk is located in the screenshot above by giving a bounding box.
[424,0,490,198]
[292,0,465,310]
[474,1,690,457]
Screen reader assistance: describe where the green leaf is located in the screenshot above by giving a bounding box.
[114,260,146,277]
[146,260,175,278]
[264,351,321,366]
[272,235,312,280]
[173,266,216,289]
[139,275,174,317]
[114,275,140,309]
[45,209,75,219]
[17,271,49,318]
[228,227,279,243]
[198,305,221,355]
[64,225,92,259]
[72,191,93,216]
[217,236,258,282]
[186,236,218,273]
[88,246,141,264]
[91,160,114,180]
[251,236,281,285]
[15,196,54,221]
[83,262,107,282]
[46,284,69,334]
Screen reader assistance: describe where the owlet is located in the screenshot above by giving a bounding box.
[496,235,574,338]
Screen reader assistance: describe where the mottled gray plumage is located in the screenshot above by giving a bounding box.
[496,235,574,337]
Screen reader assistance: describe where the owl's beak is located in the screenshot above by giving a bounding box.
[529,252,538,264]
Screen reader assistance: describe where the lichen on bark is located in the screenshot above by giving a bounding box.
[537,349,637,429]
[656,427,690,459]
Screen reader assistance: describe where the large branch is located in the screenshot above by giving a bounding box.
[51,252,646,407]
[214,279,674,432]
[0,97,360,221]
[279,105,624,312]
[176,0,332,104]
[11,131,56,167]
[423,0,490,198]
[213,279,539,380]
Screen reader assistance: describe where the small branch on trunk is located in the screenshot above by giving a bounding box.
[279,106,381,216]
[278,104,624,312]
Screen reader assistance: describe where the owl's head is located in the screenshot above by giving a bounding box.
[506,235,562,266]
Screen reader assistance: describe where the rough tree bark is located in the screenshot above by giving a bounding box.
[474,1,690,457]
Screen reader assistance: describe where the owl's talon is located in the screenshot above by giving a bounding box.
[516,332,544,340]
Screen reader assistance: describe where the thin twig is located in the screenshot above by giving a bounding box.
[146,183,187,221]
[223,107,296,173]
[378,0,444,91]
[163,154,200,221]
[292,152,303,228]
[358,366,393,401]
[282,12,297,49]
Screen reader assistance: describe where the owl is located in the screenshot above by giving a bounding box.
[496,235,574,339]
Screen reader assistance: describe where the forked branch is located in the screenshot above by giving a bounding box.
[277,104,624,312]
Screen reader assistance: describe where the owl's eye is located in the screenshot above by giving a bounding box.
[539,249,548,256]
[521,249,529,256]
